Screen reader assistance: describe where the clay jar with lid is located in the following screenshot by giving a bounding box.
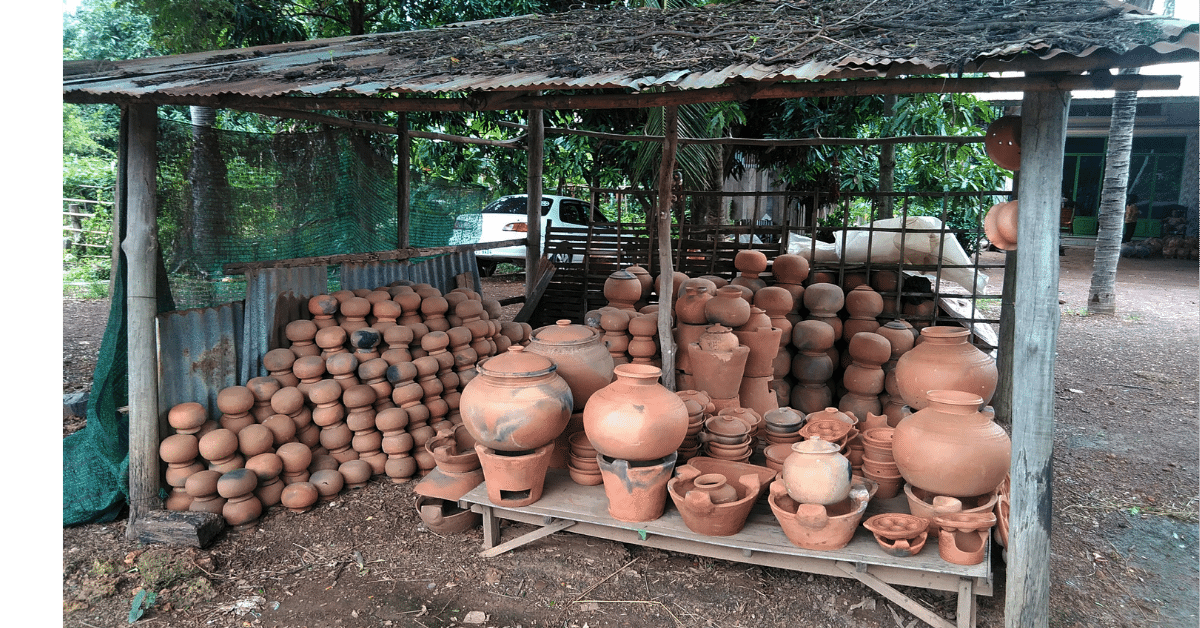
[459,346,573,452]
[525,320,615,413]
[894,326,998,410]
[583,364,688,462]
[780,438,852,505]
[604,270,642,310]
[892,390,1010,498]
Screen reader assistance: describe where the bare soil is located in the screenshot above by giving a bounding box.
[62,250,1198,628]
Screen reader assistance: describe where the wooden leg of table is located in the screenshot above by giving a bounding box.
[835,562,956,628]
[479,506,500,549]
[956,578,976,628]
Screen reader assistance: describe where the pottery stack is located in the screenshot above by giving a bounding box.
[875,320,916,426]
[675,390,714,462]
[413,425,484,533]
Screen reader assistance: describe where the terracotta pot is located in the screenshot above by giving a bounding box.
[597,452,677,522]
[668,466,762,536]
[689,333,751,401]
[218,468,262,529]
[769,478,869,551]
[984,115,1022,171]
[280,482,319,513]
[894,326,998,410]
[415,495,481,534]
[675,285,713,325]
[780,438,852,505]
[475,442,555,507]
[459,346,573,452]
[892,390,1010,497]
[604,270,642,310]
[904,484,999,534]
[863,513,929,557]
[935,511,997,565]
[584,364,688,461]
[733,326,782,379]
[705,286,752,328]
[984,200,1019,251]
[525,320,615,412]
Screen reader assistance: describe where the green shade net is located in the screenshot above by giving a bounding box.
[63,117,490,525]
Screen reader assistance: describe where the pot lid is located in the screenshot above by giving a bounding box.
[476,345,556,378]
[533,319,596,344]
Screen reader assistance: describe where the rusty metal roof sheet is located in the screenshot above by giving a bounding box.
[63,0,1198,107]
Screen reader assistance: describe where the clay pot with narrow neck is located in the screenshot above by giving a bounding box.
[892,389,1010,498]
[584,364,688,461]
[705,286,752,328]
[894,326,997,410]
[780,438,852,505]
[525,320,615,412]
[459,346,573,452]
[604,270,642,310]
[675,285,713,325]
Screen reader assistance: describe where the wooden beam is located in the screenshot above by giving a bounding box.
[656,105,680,391]
[526,109,544,298]
[397,113,411,248]
[123,103,161,540]
[499,120,983,146]
[1004,88,1070,628]
[64,74,1182,113]
[409,130,525,148]
[221,239,526,274]
[514,257,557,324]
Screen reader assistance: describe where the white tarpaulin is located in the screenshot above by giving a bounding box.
[788,216,988,294]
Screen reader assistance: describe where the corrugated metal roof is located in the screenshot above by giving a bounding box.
[63,0,1197,107]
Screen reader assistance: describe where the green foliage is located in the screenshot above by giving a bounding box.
[64,0,155,60]
[128,589,157,623]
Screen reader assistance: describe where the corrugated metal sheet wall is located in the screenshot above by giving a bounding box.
[157,302,245,420]
[340,251,481,295]
[239,267,328,383]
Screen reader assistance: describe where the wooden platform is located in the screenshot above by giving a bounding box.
[460,469,991,628]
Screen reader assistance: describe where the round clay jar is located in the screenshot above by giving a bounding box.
[705,286,753,328]
[339,460,373,489]
[893,326,998,410]
[199,428,240,464]
[892,390,1010,498]
[280,482,319,513]
[583,364,688,461]
[772,254,810,284]
[310,468,345,500]
[168,402,208,434]
[237,423,275,458]
[260,414,298,446]
[459,346,574,452]
[160,433,200,465]
[525,320,615,412]
[780,438,852,506]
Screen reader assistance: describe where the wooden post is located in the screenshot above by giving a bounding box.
[397,113,411,248]
[1004,88,1070,628]
[993,174,1019,425]
[123,104,161,539]
[656,106,680,391]
[526,109,544,297]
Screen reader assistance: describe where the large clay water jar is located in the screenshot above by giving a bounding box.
[583,364,688,462]
[891,390,1010,498]
[525,320,615,412]
[894,326,998,410]
[459,346,573,452]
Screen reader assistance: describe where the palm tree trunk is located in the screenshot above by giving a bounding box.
[1086,83,1137,314]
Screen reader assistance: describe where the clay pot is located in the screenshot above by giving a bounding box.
[780,438,852,505]
[768,478,870,551]
[604,270,642,310]
[863,513,929,557]
[459,346,573,452]
[935,511,997,565]
[904,484,999,534]
[625,265,653,300]
[280,482,319,513]
[704,286,752,328]
[771,254,810,285]
[892,390,1010,498]
[186,470,225,514]
[168,402,208,434]
[415,495,481,534]
[668,466,762,536]
[984,115,1021,171]
[474,442,555,507]
[583,364,687,461]
[525,320,615,412]
[597,452,677,522]
[310,468,345,501]
[339,459,373,488]
[673,285,710,326]
[984,200,1019,251]
[894,326,998,410]
[217,468,262,529]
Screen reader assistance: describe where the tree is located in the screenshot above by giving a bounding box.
[1087,0,1156,314]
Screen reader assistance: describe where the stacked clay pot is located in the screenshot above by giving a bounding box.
[160,283,514,528]
[565,431,601,485]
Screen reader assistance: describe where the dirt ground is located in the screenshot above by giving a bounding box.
[62,251,1198,628]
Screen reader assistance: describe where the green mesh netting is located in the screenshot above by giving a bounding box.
[63,117,490,525]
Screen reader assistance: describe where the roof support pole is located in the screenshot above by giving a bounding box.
[656,105,680,391]
[123,103,161,540]
[397,113,411,248]
[526,109,544,298]
[1004,87,1070,628]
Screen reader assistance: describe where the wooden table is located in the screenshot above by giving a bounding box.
[460,469,992,628]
